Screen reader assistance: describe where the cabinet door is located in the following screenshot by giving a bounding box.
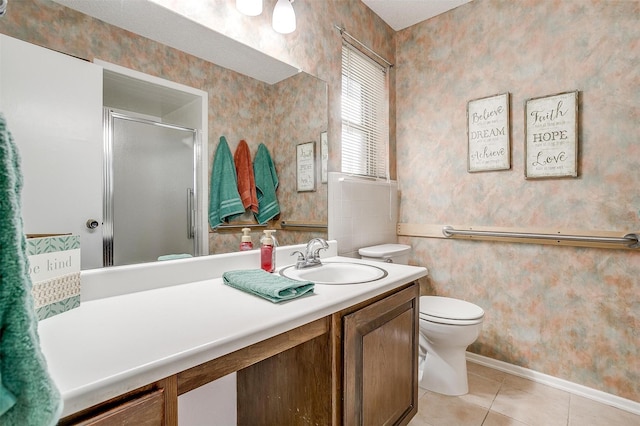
[343,284,419,426]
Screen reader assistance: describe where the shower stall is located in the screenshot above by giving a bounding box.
[103,110,201,266]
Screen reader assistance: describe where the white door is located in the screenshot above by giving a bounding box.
[0,35,103,269]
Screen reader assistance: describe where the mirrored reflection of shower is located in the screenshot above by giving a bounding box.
[104,109,199,266]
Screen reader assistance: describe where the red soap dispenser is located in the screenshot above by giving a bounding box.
[260,230,276,273]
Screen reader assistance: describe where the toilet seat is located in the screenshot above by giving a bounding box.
[419,296,484,325]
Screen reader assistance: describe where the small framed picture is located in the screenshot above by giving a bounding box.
[320,131,328,183]
[467,93,511,172]
[296,141,316,192]
[525,91,579,179]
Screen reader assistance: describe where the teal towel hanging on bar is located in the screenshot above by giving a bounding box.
[209,136,245,228]
[253,143,280,224]
[0,114,63,425]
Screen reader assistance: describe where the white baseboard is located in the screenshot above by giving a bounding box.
[466,352,640,416]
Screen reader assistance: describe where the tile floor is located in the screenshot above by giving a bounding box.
[408,361,640,426]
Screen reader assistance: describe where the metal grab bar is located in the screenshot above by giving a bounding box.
[442,226,640,249]
[280,221,327,230]
[215,223,267,230]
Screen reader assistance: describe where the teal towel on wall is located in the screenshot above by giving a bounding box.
[222,269,314,303]
[253,143,280,224]
[0,114,63,425]
[209,136,245,228]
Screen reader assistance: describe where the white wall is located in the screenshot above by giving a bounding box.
[328,172,398,257]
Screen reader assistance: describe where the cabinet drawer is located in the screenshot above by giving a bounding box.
[62,389,165,426]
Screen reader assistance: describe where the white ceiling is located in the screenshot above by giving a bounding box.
[52,0,300,84]
[52,0,472,84]
[361,0,473,31]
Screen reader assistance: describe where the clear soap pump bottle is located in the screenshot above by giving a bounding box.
[260,230,276,273]
[239,227,253,251]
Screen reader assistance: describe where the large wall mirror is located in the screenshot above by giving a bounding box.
[0,2,328,270]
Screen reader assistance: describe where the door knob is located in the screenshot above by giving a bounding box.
[86,219,99,229]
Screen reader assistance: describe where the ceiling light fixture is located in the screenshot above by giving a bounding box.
[272,0,296,34]
[236,0,262,16]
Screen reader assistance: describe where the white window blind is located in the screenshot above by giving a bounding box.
[341,42,390,179]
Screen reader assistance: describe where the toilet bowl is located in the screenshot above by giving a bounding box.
[358,245,484,396]
[419,296,484,396]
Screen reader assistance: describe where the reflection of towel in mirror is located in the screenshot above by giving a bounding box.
[209,136,245,228]
[0,114,63,425]
[234,140,258,213]
[253,143,280,224]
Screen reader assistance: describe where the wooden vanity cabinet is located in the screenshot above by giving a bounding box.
[59,282,419,426]
[237,281,419,425]
[341,283,419,426]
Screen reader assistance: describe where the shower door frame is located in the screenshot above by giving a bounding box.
[103,109,202,267]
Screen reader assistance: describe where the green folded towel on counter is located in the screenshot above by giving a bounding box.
[222,269,314,303]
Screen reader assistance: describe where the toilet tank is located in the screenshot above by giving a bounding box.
[358,244,411,265]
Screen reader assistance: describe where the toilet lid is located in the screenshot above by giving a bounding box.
[419,296,484,321]
[358,244,410,258]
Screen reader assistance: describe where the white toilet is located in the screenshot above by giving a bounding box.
[359,244,485,397]
[419,296,484,396]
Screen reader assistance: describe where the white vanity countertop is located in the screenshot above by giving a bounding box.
[37,255,428,417]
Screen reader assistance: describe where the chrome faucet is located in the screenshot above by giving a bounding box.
[291,238,329,269]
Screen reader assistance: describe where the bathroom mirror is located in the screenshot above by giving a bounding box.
[0,6,328,269]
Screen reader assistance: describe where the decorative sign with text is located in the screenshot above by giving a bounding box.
[525,91,578,179]
[296,141,316,192]
[320,131,328,183]
[467,93,511,172]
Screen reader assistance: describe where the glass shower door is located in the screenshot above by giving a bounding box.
[105,110,198,266]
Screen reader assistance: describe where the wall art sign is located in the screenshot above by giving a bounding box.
[296,141,316,192]
[320,131,328,183]
[467,93,511,172]
[525,91,578,179]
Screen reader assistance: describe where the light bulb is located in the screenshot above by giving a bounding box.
[236,0,262,16]
[272,0,296,34]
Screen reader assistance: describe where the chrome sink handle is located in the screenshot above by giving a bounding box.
[305,238,329,262]
[291,250,307,269]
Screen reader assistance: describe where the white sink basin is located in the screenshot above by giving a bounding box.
[279,262,388,285]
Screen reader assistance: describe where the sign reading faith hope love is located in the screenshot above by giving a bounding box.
[525,91,578,179]
[467,93,511,172]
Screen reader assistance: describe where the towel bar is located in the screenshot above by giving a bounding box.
[442,226,640,249]
[215,223,267,230]
[280,221,327,230]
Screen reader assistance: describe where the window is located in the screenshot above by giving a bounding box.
[341,42,390,179]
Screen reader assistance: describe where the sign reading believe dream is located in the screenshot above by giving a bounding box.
[467,93,511,172]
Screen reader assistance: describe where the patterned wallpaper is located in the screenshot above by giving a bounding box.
[396,0,639,401]
[4,0,635,406]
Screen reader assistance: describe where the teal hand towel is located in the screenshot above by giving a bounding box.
[0,114,63,425]
[157,253,193,261]
[209,136,245,228]
[253,143,280,224]
[223,269,314,303]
